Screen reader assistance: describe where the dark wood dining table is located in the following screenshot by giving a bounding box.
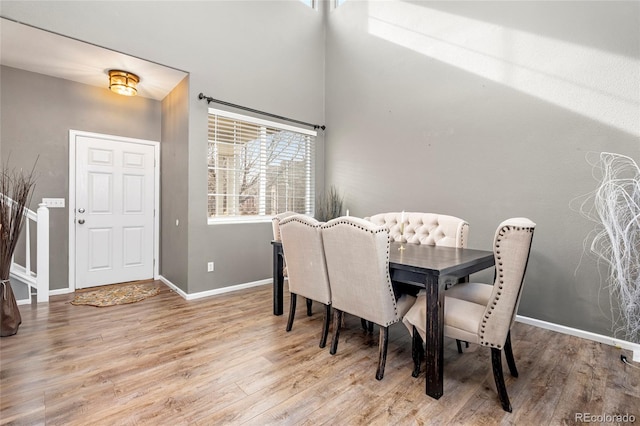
[270,239,495,400]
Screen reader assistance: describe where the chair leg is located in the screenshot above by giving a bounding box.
[330,310,343,355]
[491,348,512,412]
[286,293,297,332]
[376,326,389,380]
[319,304,331,348]
[455,340,470,354]
[504,331,519,377]
[360,319,374,333]
[306,298,313,316]
[411,326,424,378]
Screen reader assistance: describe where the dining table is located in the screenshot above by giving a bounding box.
[270,239,495,400]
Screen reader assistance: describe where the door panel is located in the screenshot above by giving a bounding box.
[76,136,155,288]
[89,228,112,270]
[123,227,144,266]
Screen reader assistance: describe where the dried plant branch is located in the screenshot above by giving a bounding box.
[315,185,343,222]
[578,152,640,344]
[0,158,38,281]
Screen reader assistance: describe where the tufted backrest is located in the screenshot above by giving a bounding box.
[279,214,331,305]
[271,211,297,241]
[478,218,536,349]
[366,212,469,248]
[321,216,401,327]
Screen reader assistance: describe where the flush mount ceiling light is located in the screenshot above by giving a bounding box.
[108,70,139,96]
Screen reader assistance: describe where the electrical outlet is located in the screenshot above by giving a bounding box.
[42,198,65,208]
[207,262,214,272]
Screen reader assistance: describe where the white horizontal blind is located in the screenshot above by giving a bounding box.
[207,108,316,219]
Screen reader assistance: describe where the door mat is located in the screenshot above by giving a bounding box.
[70,283,160,307]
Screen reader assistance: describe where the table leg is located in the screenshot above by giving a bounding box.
[425,273,444,399]
[272,243,284,316]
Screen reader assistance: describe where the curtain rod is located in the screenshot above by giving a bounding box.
[198,93,325,131]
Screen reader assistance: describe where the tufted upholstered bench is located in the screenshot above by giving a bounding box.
[365,212,469,248]
[366,212,471,299]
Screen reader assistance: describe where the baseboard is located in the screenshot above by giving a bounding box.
[158,275,271,301]
[49,288,74,296]
[516,315,640,362]
[16,287,71,304]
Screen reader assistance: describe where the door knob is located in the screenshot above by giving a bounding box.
[78,219,85,224]
[78,208,85,213]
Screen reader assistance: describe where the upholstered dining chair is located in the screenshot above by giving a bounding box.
[271,211,297,242]
[273,211,313,316]
[403,217,536,412]
[321,216,415,380]
[279,214,332,348]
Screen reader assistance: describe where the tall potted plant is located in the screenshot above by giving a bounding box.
[1,162,37,337]
[315,185,344,222]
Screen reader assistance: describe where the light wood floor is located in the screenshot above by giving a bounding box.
[1,282,638,425]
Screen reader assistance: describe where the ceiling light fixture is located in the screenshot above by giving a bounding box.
[108,70,139,96]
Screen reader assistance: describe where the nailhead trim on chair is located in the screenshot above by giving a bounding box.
[324,218,399,325]
[479,224,535,349]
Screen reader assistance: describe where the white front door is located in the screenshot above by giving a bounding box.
[74,134,156,289]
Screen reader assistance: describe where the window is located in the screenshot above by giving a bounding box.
[300,0,316,8]
[207,108,316,222]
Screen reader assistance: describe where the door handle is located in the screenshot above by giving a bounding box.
[78,219,85,224]
[78,208,85,213]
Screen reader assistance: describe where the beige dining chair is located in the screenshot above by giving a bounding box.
[279,214,332,347]
[273,211,313,316]
[321,216,415,380]
[403,217,536,412]
[272,211,297,278]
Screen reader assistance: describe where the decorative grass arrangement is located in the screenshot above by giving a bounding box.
[1,160,37,336]
[315,185,344,222]
[578,152,639,345]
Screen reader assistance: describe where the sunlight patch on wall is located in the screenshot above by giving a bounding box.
[368,2,639,136]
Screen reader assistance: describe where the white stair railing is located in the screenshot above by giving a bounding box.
[36,203,50,302]
[3,195,49,303]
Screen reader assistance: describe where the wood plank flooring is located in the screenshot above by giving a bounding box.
[1,282,638,425]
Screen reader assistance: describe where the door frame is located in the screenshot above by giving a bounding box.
[68,129,160,291]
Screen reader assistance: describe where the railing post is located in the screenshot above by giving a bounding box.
[25,217,31,273]
[36,203,49,303]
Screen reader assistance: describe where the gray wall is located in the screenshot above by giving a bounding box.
[4,0,638,342]
[1,1,326,294]
[0,65,161,290]
[325,1,639,338]
[160,76,190,292]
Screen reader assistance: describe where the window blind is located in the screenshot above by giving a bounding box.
[207,108,316,219]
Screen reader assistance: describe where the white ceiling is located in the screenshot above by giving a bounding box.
[0,18,188,101]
